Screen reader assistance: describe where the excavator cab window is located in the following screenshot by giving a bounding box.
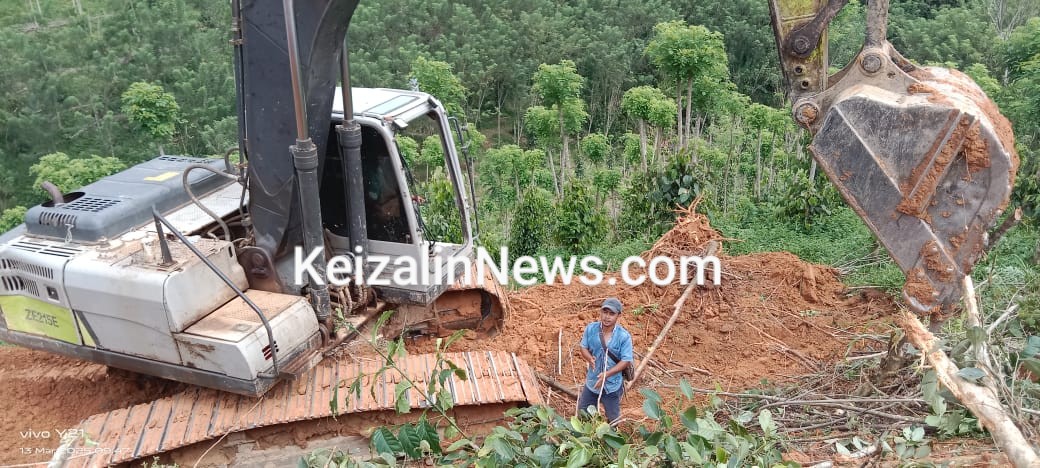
[319,124,411,244]
[361,126,409,243]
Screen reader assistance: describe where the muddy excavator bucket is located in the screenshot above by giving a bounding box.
[770,0,1019,317]
[388,263,510,338]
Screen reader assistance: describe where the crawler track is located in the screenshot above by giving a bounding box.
[52,351,541,467]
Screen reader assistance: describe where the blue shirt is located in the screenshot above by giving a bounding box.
[580,322,633,394]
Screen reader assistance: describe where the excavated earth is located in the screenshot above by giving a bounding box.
[0,209,900,466]
[410,208,896,423]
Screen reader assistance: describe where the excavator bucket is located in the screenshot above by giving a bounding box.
[769,0,1019,317]
[810,62,1017,316]
[387,263,510,338]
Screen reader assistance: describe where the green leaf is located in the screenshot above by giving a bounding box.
[415,417,441,455]
[617,444,631,467]
[678,379,694,400]
[371,427,402,456]
[680,441,703,464]
[373,310,395,340]
[1022,336,1040,357]
[444,422,460,440]
[438,388,454,411]
[566,445,591,468]
[663,434,681,461]
[639,388,662,405]
[596,431,621,450]
[445,329,467,350]
[330,384,339,417]
[643,398,663,420]
[446,438,472,452]
[533,444,555,465]
[957,367,986,383]
[394,381,412,414]
[966,326,987,347]
[758,409,776,436]
[488,435,515,461]
[397,424,421,459]
[911,426,925,442]
[680,406,699,431]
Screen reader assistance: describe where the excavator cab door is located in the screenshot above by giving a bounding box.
[769,0,1019,317]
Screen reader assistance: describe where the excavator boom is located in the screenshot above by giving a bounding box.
[769,0,1018,318]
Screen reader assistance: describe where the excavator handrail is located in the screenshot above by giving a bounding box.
[150,207,279,378]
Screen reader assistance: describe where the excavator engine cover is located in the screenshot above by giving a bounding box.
[807,55,1018,316]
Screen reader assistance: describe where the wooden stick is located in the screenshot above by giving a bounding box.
[557,329,563,376]
[628,241,718,390]
[535,371,578,399]
[896,309,1040,467]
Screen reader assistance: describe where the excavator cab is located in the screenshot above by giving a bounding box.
[318,87,499,316]
[769,0,1019,318]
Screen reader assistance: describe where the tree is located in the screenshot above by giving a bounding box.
[621,86,674,169]
[417,167,462,244]
[30,152,127,195]
[409,56,467,117]
[645,21,729,151]
[555,182,607,253]
[0,206,27,232]
[580,133,609,165]
[524,105,563,196]
[531,60,586,179]
[397,135,420,167]
[479,145,543,207]
[508,187,556,258]
[121,81,181,156]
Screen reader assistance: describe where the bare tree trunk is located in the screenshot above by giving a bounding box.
[766,130,778,192]
[652,126,661,164]
[754,128,763,200]
[684,78,694,150]
[638,119,648,171]
[675,79,683,152]
[546,149,561,198]
[722,118,738,214]
[558,110,569,180]
[603,85,621,138]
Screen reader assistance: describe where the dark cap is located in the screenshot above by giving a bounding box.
[601,297,622,314]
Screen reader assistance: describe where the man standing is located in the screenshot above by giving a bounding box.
[577,297,633,423]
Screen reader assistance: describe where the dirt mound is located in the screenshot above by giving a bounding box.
[412,207,893,420]
[0,346,185,465]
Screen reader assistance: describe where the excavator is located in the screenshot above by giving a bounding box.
[0,0,1018,465]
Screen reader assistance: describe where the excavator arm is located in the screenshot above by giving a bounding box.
[769,0,1019,319]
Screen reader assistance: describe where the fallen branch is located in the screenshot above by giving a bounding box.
[987,304,1018,335]
[628,241,718,390]
[896,308,1040,467]
[535,371,578,399]
[756,400,924,424]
